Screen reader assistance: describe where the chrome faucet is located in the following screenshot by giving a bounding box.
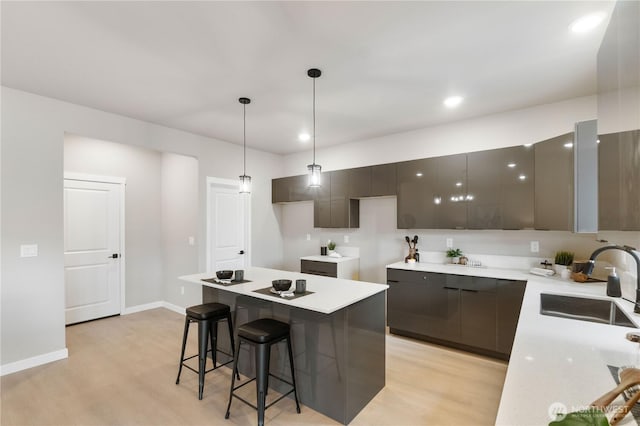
[585,245,640,312]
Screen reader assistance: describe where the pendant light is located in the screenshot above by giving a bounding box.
[307,68,322,187]
[238,97,251,194]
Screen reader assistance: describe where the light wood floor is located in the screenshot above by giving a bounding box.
[1,308,507,425]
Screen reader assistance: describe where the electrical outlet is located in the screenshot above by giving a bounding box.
[180,286,184,295]
[188,236,195,246]
[20,244,38,257]
[530,241,539,253]
[306,234,311,241]
[344,235,349,243]
[446,238,453,248]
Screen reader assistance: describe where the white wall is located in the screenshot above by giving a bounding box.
[1,86,283,369]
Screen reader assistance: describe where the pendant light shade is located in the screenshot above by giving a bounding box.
[307,68,322,188]
[238,97,251,194]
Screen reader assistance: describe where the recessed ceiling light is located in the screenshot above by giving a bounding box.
[298,132,310,142]
[564,142,574,148]
[570,12,606,33]
[443,96,463,108]
[508,163,516,168]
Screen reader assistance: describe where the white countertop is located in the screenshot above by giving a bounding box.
[496,277,640,425]
[179,266,387,315]
[386,260,531,281]
[301,255,359,263]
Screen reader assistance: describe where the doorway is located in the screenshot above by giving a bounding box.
[206,177,251,273]
[63,173,125,324]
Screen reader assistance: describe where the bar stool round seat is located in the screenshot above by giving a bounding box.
[176,302,238,400]
[225,318,300,426]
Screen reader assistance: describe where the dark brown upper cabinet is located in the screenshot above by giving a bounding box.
[314,170,359,228]
[371,163,397,196]
[467,146,534,229]
[599,130,640,230]
[348,166,372,198]
[272,175,315,203]
[397,154,466,229]
[534,133,574,230]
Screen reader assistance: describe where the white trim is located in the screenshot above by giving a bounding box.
[1,348,69,376]
[63,173,127,317]
[64,172,126,185]
[205,177,252,273]
[162,301,186,315]
[122,301,164,315]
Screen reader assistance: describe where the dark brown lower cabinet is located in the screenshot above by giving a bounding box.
[300,259,337,277]
[387,268,525,359]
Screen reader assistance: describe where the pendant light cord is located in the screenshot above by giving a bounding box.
[243,102,246,176]
[312,76,316,165]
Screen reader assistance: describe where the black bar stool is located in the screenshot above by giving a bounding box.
[225,318,301,426]
[176,302,238,400]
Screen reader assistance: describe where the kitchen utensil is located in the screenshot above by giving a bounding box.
[272,279,292,292]
[591,367,640,408]
[216,270,233,280]
[412,235,418,248]
[610,387,640,425]
[405,236,412,249]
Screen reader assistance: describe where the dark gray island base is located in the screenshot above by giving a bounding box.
[202,286,385,425]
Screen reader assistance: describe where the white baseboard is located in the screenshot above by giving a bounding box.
[121,301,164,315]
[1,348,69,376]
[162,301,186,315]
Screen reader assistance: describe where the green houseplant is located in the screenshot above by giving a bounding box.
[554,251,574,276]
[327,240,336,251]
[446,248,463,264]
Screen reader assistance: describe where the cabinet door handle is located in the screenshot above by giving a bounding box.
[443,286,458,291]
[461,288,479,293]
[388,280,399,283]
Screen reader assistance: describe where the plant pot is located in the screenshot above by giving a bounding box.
[450,256,460,264]
[553,264,568,275]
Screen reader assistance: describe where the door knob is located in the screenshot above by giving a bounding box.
[238,250,245,255]
[108,253,119,259]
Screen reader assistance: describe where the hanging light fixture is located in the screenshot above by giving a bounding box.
[238,97,251,194]
[307,68,322,187]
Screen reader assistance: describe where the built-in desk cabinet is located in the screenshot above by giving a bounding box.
[599,130,640,230]
[387,268,526,359]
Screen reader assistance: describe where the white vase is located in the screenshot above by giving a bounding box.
[553,264,567,275]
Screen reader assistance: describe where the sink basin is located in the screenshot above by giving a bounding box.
[540,293,637,328]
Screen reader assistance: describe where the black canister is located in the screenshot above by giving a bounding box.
[295,279,306,294]
[321,246,327,256]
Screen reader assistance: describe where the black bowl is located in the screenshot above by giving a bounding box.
[216,270,233,280]
[272,279,292,292]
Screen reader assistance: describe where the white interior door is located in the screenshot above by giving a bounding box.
[207,178,250,273]
[64,178,123,324]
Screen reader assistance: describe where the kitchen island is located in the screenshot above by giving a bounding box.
[179,267,388,425]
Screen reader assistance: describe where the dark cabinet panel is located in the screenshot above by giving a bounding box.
[371,163,397,196]
[534,133,574,230]
[301,259,337,277]
[313,171,359,228]
[467,146,534,229]
[496,280,526,355]
[397,155,466,229]
[348,167,372,198]
[387,271,459,340]
[599,130,640,231]
[387,269,525,358]
[272,175,315,203]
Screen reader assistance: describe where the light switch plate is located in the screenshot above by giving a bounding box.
[530,241,539,253]
[20,244,38,257]
[188,236,195,246]
[344,235,349,243]
[446,238,453,248]
[306,234,311,241]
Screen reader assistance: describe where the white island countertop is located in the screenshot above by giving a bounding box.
[179,266,387,315]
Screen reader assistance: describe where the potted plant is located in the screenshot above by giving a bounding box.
[446,248,463,264]
[327,240,337,253]
[554,251,574,275]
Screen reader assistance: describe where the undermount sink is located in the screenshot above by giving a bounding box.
[540,293,638,328]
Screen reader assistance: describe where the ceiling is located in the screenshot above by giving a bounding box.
[1,1,614,155]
